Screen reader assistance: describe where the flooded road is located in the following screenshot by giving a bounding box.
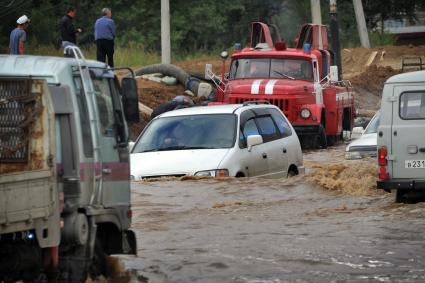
[120,146,425,282]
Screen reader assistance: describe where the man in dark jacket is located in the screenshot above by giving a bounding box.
[151,96,194,119]
[60,7,82,50]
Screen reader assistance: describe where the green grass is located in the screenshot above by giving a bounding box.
[27,44,161,68]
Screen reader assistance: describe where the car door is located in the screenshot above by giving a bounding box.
[239,110,269,177]
[391,86,425,179]
[269,108,292,176]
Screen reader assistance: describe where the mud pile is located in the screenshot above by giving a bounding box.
[350,65,401,110]
[306,159,380,196]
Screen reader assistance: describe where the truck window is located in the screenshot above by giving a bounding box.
[229,58,313,81]
[399,91,425,120]
[73,77,94,157]
[92,78,115,136]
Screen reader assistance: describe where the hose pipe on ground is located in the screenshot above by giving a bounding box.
[132,64,213,99]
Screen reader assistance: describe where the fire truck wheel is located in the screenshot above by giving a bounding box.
[317,125,327,149]
[327,135,336,146]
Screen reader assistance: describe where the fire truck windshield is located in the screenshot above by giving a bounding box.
[229,58,313,81]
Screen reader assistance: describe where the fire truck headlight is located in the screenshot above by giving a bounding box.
[300,108,311,119]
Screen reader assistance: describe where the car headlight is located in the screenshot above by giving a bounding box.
[194,169,229,177]
[300,108,311,119]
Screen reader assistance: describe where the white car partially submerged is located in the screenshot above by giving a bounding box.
[345,111,380,159]
[130,103,304,180]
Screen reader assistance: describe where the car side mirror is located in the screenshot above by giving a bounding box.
[121,77,140,124]
[129,141,135,152]
[247,134,263,152]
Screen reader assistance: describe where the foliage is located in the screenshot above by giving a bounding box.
[369,31,396,47]
[0,0,423,56]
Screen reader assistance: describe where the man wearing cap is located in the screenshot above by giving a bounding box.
[60,7,82,49]
[95,8,116,67]
[9,15,30,55]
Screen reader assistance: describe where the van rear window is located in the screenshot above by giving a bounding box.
[399,91,425,120]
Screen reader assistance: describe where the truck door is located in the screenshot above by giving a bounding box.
[91,74,130,207]
[391,86,425,179]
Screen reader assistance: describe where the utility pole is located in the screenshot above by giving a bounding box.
[329,0,342,80]
[353,0,370,48]
[311,0,322,24]
[161,0,171,64]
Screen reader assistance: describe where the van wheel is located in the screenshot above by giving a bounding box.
[395,190,405,203]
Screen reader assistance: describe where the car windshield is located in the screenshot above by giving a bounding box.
[132,114,237,153]
[229,58,313,81]
[364,111,380,134]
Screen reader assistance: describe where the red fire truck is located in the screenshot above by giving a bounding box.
[212,22,355,148]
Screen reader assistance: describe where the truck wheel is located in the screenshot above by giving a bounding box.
[395,190,405,203]
[317,125,327,149]
[89,240,107,279]
[59,245,88,283]
[327,135,336,146]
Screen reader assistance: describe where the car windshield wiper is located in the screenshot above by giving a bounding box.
[140,148,159,153]
[158,145,215,151]
[272,70,295,80]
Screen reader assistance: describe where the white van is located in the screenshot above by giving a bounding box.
[377,70,425,202]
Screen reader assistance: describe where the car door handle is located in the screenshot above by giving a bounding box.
[102,168,112,174]
[282,148,287,154]
[262,153,267,159]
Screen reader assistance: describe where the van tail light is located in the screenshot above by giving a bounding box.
[378,146,389,180]
[378,146,387,166]
[378,166,389,180]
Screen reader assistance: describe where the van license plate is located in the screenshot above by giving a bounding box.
[405,160,425,169]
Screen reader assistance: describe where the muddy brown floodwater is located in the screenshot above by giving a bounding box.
[116,146,425,283]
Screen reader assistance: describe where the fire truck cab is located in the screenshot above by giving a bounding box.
[214,22,355,148]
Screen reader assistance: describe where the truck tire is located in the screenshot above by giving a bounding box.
[58,245,89,283]
[317,125,327,149]
[89,239,107,279]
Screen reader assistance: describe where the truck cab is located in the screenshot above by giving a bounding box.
[0,48,139,282]
[214,22,355,148]
[377,70,425,202]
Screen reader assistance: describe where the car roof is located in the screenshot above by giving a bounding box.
[157,103,279,118]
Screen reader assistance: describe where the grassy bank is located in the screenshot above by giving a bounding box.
[23,44,220,68]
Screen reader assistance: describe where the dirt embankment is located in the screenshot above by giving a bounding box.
[343,45,425,111]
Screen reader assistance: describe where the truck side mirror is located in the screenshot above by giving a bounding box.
[329,66,338,82]
[220,51,229,60]
[121,77,140,124]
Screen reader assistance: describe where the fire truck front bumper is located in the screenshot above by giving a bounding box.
[292,124,321,136]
